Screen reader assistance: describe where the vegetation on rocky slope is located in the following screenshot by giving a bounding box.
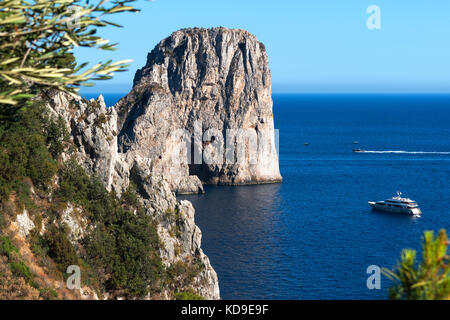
[0,102,202,299]
[0,103,62,201]
[0,1,211,300]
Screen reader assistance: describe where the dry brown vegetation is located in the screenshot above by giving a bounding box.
[0,256,40,300]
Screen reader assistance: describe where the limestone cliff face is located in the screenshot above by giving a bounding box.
[44,91,118,190]
[115,27,282,194]
[44,89,220,300]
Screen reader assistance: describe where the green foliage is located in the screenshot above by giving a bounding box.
[0,236,35,285]
[44,225,78,273]
[0,0,149,107]
[166,258,205,289]
[174,290,205,300]
[39,288,58,300]
[0,103,62,201]
[9,260,33,284]
[83,205,164,298]
[11,180,32,210]
[58,161,119,222]
[57,159,164,298]
[27,137,58,189]
[30,233,50,263]
[384,229,450,300]
[45,115,70,158]
[0,236,18,257]
[57,159,92,207]
[121,183,139,207]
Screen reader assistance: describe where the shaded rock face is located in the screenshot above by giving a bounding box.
[115,27,282,194]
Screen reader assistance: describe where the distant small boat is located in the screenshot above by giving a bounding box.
[304,142,309,146]
[353,141,359,144]
[368,191,422,215]
[353,148,365,153]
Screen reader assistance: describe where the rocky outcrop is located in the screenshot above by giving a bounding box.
[124,157,220,299]
[44,91,118,190]
[115,27,282,194]
[44,89,220,300]
[60,203,88,244]
[13,209,35,238]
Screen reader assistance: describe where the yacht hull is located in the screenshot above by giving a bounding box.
[368,202,421,215]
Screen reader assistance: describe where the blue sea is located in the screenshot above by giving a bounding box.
[85,93,450,299]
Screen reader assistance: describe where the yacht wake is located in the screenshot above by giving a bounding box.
[358,150,450,155]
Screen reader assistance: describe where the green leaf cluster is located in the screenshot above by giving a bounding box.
[384,229,450,300]
[0,0,147,107]
[174,290,205,300]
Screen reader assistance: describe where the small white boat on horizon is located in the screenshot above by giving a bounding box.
[369,191,422,216]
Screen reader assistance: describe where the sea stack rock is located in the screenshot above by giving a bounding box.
[115,27,282,194]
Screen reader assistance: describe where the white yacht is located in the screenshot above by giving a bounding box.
[368,191,422,215]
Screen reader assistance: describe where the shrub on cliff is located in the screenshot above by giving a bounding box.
[0,104,61,201]
[166,258,205,291]
[81,200,164,298]
[0,236,18,258]
[45,115,70,159]
[57,161,164,298]
[121,183,139,207]
[9,260,34,284]
[44,225,79,273]
[0,236,35,286]
[174,290,205,300]
[57,159,92,207]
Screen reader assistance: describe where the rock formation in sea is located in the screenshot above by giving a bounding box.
[115,27,282,194]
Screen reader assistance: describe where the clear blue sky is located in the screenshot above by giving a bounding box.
[76,0,450,94]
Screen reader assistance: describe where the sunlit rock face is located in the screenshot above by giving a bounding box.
[115,27,282,194]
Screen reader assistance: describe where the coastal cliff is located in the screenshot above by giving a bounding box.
[44,90,220,300]
[115,27,282,194]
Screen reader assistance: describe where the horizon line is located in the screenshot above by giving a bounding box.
[80,91,450,96]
